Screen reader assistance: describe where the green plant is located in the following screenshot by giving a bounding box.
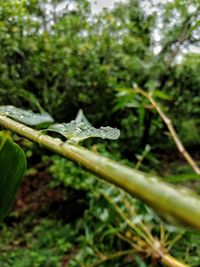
[1,106,200,267]
[0,0,200,265]
[1,107,200,229]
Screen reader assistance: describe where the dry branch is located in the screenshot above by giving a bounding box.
[135,87,200,175]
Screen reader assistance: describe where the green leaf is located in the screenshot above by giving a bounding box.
[152,90,172,100]
[165,173,200,183]
[0,131,26,223]
[0,105,54,128]
[46,121,120,144]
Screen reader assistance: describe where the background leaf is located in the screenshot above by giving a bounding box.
[0,106,54,128]
[0,131,26,223]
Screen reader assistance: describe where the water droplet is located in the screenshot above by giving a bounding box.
[101,133,106,138]
[75,127,82,134]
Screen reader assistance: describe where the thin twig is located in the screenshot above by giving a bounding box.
[135,144,151,170]
[88,249,135,267]
[135,87,200,175]
[162,253,190,267]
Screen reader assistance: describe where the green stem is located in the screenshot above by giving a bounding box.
[1,114,200,230]
[88,249,135,267]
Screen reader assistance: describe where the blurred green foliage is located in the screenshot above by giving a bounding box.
[0,0,199,152]
[0,0,152,121]
[0,218,76,267]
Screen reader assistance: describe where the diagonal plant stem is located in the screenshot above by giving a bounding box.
[1,114,200,230]
[135,144,151,170]
[135,87,200,175]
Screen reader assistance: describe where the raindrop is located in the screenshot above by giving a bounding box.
[75,127,82,134]
[101,133,106,139]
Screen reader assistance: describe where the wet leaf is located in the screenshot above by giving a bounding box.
[75,109,92,126]
[0,105,54,128]
[46,121,120,144]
